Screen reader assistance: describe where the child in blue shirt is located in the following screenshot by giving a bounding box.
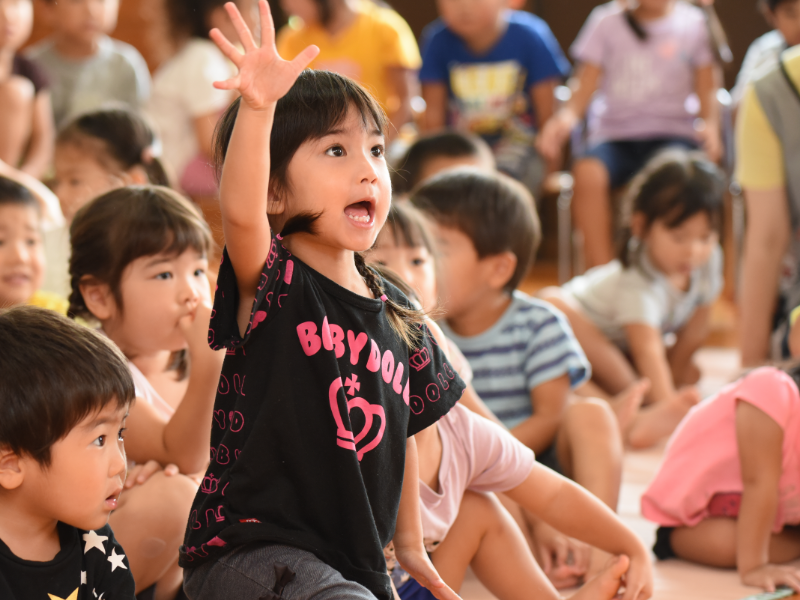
[419,2,569,193]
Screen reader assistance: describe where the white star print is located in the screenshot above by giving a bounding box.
[107,548,127,572]
[82,531,108,554]
[81,571,87,585]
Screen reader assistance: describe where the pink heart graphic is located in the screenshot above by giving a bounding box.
[328,379,385,461]
[251,311,267,330]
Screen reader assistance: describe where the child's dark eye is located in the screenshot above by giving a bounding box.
[326,145,345,157]
[118,428,126,442]
[94,435,106,447]
[155,272,173,280]
[27,238,38,247]
[412,258,426,266]
[194,268,206,277]
[372,145,385,158]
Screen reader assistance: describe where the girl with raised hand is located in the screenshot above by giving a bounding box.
[179,3,464,600]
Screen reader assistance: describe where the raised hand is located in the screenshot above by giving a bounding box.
[209,0,320,111]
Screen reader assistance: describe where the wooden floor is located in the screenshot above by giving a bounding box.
[458,264,796,600]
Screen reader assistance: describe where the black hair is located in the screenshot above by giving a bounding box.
[411,169,541,293]
[213,69,425,347]
[0,306,134,467]
[165,0,231,40]
[0,176,39,213]
[762,0,799,10]
[391,130,494,195]
[57,107,170,187]
[381,202,437,255]
[617,148,725,267]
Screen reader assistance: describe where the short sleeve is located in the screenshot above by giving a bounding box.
[570,9,607,66]
[733,367,799,432]
[735,84,785,190]
[519,17,570,87]
[208,235,293,350]
[378,10,421,70]
[615,272,664,328]
[523,303,590,390]
[85,525,136,597]
[419,24,451,84]
[182,43,234,117]
[405,322,466,437]
[462,408,535,492]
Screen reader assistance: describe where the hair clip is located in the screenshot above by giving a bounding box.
[380,294,387,302]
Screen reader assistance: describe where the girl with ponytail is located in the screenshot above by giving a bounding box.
[179,4,465,600]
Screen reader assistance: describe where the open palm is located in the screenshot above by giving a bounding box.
[209,0,320,110]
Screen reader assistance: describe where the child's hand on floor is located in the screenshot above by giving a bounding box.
[124,460,179,489]
[741,564,800,594]
[394,543,461,600]
[209,0,319,112]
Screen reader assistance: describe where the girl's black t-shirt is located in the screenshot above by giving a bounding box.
[0,523,134,600]
[180,234,465,600]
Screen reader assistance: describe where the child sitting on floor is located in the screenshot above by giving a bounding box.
[0,176,66,313]
[642,365,800,594]
[0,306,136,599]
[541,149,725,448]
[390,130,495,197]
[0,0,54,179]
[369,204,653,599]
[25,0,151,127]
[411,169,634,576]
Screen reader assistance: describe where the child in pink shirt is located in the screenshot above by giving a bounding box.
[642,366,800,593]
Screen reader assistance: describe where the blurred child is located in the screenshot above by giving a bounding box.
[419,0,570,193]
[144,0,252,198]
[391,130,495,196]
[541,149,725,448]
[732,0,800,105]
[43,106,170,299]
[537,0,720,268]
[25,0,151,128]
[369,204,653,597]
[411,169,628,527]
[0,306,135,599]
[642,366,800,594]
[277,0,421,136]
[70,186,221,599]
[0,175,66,313]
[180,4,463,599]
[0,0,54,179]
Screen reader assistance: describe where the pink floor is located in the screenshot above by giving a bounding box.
[458,348,800,600]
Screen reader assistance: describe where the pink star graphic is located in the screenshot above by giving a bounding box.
[345,375,361,396]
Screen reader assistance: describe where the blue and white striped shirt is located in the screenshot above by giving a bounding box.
[439,291,590,428]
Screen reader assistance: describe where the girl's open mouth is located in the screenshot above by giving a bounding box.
[344,199,375,226]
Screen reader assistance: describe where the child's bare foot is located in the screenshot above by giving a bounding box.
[609,379,649,434]
[626,386,700,449]
[570,555,629,600]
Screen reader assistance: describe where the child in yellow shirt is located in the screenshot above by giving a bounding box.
[277,0,420,135]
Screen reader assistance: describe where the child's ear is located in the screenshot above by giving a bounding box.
[122,166,150,186]
[486,251,518,291]
[79,276,116,321]
[631,211,647,239]
[0,448,25,490]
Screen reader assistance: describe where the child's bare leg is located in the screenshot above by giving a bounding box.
[432,490,561,599]
[0,76,34,168]
[626,386,700,450]
[109,472,198,600]
[539,289,639,396]
[571,158,614,269]
[671,519,800,568]
[570,555,629,600]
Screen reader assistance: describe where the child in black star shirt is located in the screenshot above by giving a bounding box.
[0,307,136,600]
[179,3,464,600]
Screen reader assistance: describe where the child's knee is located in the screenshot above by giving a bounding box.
[572,158,610,187]
[565,398,619,437]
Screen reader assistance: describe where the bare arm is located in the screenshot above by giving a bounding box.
[536,63,602,163]
[420,82,448,133]
[668,304,711,385]
[625,323,676,402]
[740,187,790,366]
[208,1,319,333]
[694,64,721,163]
[735,400,800,592]
[385,67,417,138]
[19,91,54,180]
[510,374,570,455]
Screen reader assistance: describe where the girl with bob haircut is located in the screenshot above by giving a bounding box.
[179,3,465,600]
[69,185,222,599]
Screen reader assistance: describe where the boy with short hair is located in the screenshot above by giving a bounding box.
[419,0,570,193]
[25,0,150,127]
[0,175,66,312]
[0,306,136,599]
[411,169,625,514]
